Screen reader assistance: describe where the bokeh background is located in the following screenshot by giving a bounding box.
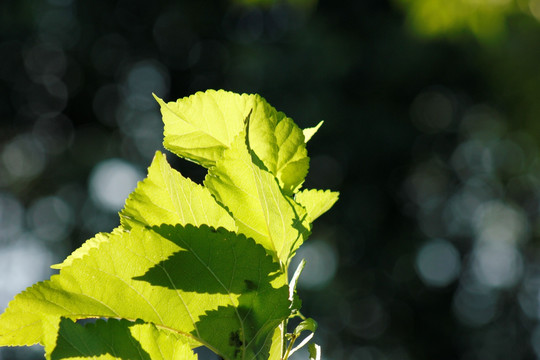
[3,0,540,359]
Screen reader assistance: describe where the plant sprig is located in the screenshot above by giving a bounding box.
[0,90,338,360]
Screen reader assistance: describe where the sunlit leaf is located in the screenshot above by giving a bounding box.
[268,324,284,360]
[302,121,323,143]
[205,130,310,266]
[244,97,309,194]
[0,224,291,359]
[120,151,236,232]
[155,91,248,168]
[294,189,339,223]
[51,230,112,270]
[157,90,310,195]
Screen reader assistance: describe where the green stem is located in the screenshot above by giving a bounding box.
[282,333,298,360]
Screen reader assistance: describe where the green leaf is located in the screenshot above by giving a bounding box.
[308,343,321,360]
[294,189,339,223]
[52,227,129,270]
[44,318,197,360]
[0,224,290,360]
[302,121,323,143]
[205,130,310,266]
[268,324,284,360]
[51,231,110,270]
[155,91,248,168]
[120,151,236,232]
[244,97,309,194]
[157,90,311,195]
[292,318,317,336]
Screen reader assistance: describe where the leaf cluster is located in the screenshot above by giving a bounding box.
[0,90,338,359]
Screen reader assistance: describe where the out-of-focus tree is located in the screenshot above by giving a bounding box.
[394,0,540,41]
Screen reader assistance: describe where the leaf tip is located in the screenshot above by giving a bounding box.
[152,93,166,107]
[303,121,324,143]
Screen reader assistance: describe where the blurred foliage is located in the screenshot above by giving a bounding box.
[395,0,540,41]
[397,0,514,40]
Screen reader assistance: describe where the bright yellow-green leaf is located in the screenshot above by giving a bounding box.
[205,130,310,266]
[0,224,290,360]
[51,227,122,270]
[155,91,249,168]
[120,151,236,232]
[294,189,339,223]
[156,90,310,195]
[302,121,323,143]
[268,325,284,360]
[244,97,309,194]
